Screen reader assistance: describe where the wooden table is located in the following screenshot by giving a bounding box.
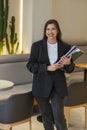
[75,63,87,81]
[0,80,14,91]
[0,83,32,101]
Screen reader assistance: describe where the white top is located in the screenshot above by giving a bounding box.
[47,42,58,65]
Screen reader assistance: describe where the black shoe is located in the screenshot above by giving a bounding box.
[37,115,55,124]
[37,115,42,123]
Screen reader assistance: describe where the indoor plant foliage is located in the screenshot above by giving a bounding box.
[6,16,19,54]
[0,0,9,55]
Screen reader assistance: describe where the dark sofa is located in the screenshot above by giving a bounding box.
[0,54,40,116]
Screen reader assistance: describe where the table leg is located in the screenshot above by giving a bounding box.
[84,69,87,81]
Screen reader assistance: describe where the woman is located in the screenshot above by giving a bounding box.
[27,19,75,130]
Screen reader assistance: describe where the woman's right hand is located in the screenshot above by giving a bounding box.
[47,63,62,71]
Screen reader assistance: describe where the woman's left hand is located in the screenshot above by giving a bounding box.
[60,55,71,65]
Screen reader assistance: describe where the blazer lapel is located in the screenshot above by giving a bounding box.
[42,39,50,65]
[56,41,63,63]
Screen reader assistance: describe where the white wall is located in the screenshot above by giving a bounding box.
[32,0,53,42]
[23,0,53,53]
[6,0,87,54]
[53,0,87,42]
[23,0,33,53]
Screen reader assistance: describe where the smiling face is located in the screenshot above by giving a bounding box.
[46,24,58,43]
[43,19,62,43]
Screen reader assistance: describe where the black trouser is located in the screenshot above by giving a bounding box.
[36,88,67,130]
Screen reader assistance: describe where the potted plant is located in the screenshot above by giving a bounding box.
[6,16,19,54]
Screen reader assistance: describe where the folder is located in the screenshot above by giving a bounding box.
[57,46,84,64]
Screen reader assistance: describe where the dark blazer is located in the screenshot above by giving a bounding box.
[27,39,75,98]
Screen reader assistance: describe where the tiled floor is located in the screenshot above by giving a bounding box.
[12,107,87,130]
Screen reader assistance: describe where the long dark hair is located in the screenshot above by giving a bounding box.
[43,19,62,42]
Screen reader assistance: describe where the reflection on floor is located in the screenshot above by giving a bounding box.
[12,107,87,130]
